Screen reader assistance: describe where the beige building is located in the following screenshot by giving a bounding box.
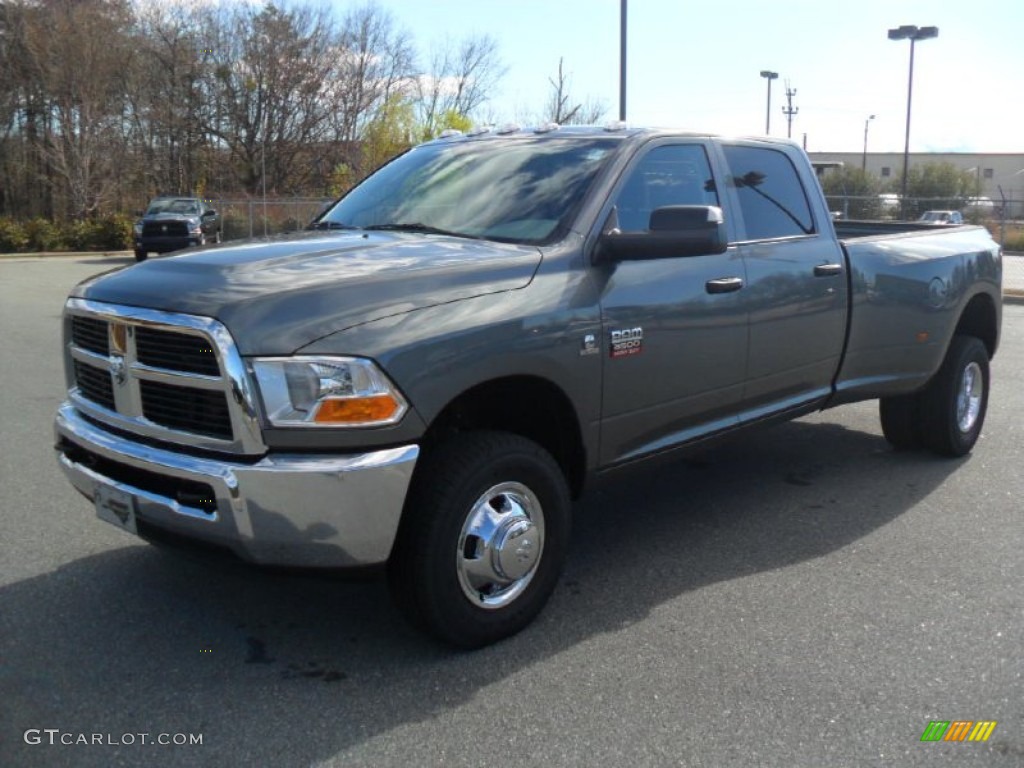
[807,152,1024,217]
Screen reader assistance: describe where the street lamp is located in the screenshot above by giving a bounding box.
[888,24,938,218]
[619,0,627,121]
[862,115,876,172]
[760,70,778,135]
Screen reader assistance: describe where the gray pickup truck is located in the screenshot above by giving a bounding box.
[55,127,1002,647]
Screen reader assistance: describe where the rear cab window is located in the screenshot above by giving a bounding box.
[721,145,816,241]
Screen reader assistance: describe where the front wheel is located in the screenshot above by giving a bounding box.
[388,431,571,648]
[918,335,990,457]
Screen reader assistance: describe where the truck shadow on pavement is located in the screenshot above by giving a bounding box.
[2,413,968,767]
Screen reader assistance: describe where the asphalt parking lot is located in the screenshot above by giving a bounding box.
[1,255,1022,768]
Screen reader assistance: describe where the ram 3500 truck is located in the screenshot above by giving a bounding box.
[55,128,1002,647]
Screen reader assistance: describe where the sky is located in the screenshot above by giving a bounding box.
[370,0,1024,154]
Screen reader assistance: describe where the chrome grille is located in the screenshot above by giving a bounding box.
[63,299,265,455]
[73,359,115,409]
[71,316,109,356]
[135,326,219,375]
[140,380,232,440]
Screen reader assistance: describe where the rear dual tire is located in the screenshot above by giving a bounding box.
[879,335,989,457]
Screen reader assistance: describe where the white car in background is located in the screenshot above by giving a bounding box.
[918,210,963,225]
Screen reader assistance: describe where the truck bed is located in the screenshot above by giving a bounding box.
[833,219,982,241]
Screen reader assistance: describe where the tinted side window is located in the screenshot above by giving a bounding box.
[722,145,815,240]
[613,145,719,232]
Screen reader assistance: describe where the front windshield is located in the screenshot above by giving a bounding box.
[147,199,201,215]
[316,137,619,244]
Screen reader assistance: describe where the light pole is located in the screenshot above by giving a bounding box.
[862,115,876,172]
[888,24,938,218]
[760,70,778,135]
[619,0,627,121]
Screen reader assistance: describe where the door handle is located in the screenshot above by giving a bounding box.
[705,277,744,294]
[813,263,843,277]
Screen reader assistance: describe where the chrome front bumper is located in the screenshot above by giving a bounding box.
[54,403,419,568]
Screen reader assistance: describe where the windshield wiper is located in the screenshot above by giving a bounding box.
[363,222,479,239]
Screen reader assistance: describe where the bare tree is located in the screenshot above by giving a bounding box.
[18,0,135,218]
[417,34,505,137]
[198,2,346,194]
[0,0,509,218]
[328,3,416,178]
[544,57,606,126]
[127,1,211,198]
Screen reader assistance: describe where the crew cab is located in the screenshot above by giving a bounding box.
[55,127,1002,647]
[133,196,221,261]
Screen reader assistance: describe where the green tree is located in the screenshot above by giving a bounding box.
[359,96,417,181]
[420,109,471,141]
[901,162,980,219]
[820,167,882,219]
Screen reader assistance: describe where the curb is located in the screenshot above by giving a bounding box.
[0,250,132,260]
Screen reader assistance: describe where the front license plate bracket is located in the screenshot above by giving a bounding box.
[94,484,138,535]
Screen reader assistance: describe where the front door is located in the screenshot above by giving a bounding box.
[597,142,749,466]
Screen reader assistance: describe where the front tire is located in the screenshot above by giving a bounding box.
[918,335,990,457]
[388,431,571,648]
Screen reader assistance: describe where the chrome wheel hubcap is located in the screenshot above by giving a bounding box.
[456,482,544,609]
[956,361,983,433]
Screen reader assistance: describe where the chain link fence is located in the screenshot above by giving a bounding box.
[207,198,334,241]
[823,194,1024,294]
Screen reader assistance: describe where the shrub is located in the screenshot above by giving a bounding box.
[64,219,95,251]
[23,217,64,251]
[0,217,29,253]
[1002,227,1024,252]
[220,213,249,241]
[92,213,134,250]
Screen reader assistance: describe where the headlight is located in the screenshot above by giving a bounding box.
[250,357,408,427]
[188,219,202,235]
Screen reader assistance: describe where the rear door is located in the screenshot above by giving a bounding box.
[596,141,748,465]
[717,142,848,419]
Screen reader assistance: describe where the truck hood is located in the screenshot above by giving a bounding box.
[74,231,542,354]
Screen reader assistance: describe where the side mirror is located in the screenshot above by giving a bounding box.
[597,205,727,262]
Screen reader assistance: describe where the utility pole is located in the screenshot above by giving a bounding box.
[782,81,798,139]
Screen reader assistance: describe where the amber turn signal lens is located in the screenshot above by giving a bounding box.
[313,395,400,424]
